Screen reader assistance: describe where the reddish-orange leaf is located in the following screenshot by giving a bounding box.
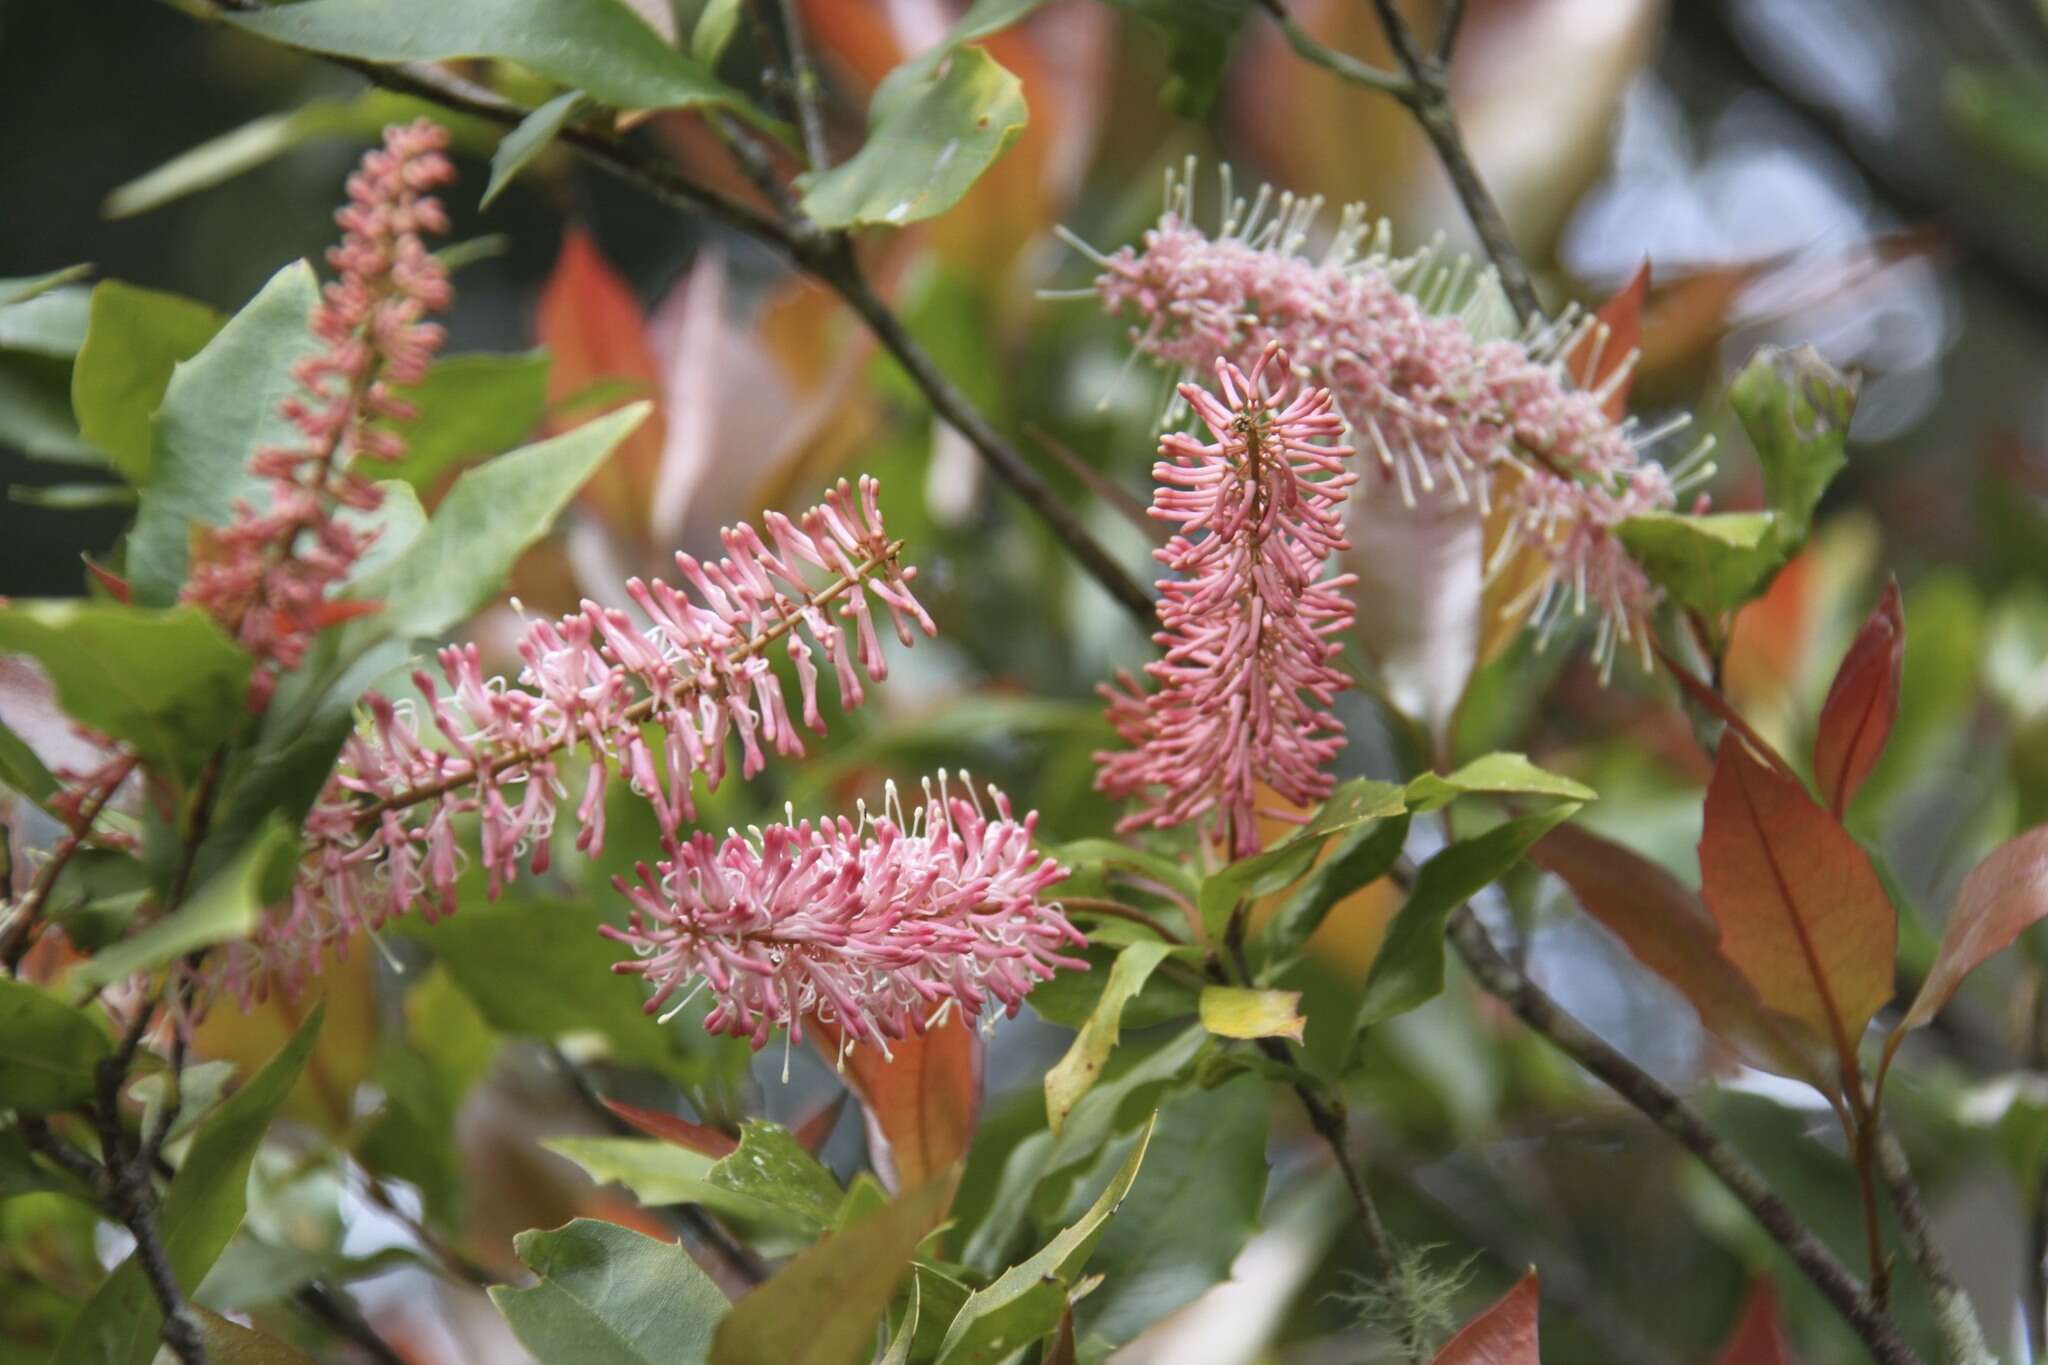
[1568,260,1648,423]
[600,1098,737,1158]
[1653,637,1801,783]
[1699,738,1897,1066]
[1812,581,1903,817]
[81,557,131,603]
[1713,1281,1799,1365]
[1532,824,1829,1091]
[290,597,385,632]
[534,228,665,539]
[809,1009,981,1194]
[1902,824,2048,1031]
[791,1091,849,1156]
[1433,1271,1539,1365]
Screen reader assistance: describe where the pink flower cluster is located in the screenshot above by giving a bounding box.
[604,774,1083,1053]
[1097,346,1358,857]
[1078,167,1706,673]
[182,119,456,706]
[214,479,932,1006]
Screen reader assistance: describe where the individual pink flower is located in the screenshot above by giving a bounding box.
[182,119,457,707]
[1096,344,1358,858]
[211,478,933,1007]
[1070,164,1707,674]
[604,773,1083,1054]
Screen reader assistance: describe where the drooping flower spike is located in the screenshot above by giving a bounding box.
[1096,344,1358,857]
[604,772,1083,1056]
[182,119,457,707]
[1063,161,1710,676]
[212,478,933,1007]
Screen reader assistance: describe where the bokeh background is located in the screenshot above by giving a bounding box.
[8,0,2048,1360]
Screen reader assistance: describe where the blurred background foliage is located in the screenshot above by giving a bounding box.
[8,0,2048,1360]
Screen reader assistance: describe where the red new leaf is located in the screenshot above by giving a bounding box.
[1813,581,1903,817]
[1700,738,1897,1069]
[1901,824,2048,1031]
[1532,824,1829,1090]
[601,1098,737,1158]
[1713,1281,1799,1365]
[81,557,131,603]
[1568,260,1648,423]
[1433,1271,1539,1365]
[809,1009,981,1193]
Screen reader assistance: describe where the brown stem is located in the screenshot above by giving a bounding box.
[2,753,140,972]
[1444,906,1922,1365]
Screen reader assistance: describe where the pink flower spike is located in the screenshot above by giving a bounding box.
[602,773,1084,1053]
[1095,345,1358,858]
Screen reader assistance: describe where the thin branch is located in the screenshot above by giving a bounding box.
[1442,906,1922,1365]
[1873,1124,1996,1365]
[291,1282,408,1365]
[1435,0,1469,62]
[771,0,831,171]
[2,753,139,972]
[200,8,1156,626]
[1254,0,1412,95]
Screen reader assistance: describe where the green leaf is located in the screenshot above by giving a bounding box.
[491,1219,730,1365]
[1066,1078,1267,1349]
[0,352,101,463]
[485,92,587,209]
[0,710,60,803]
[690,0,744,63]
[0,978,110,1113]
[1616,510,1783,614]
[7,481,135,509]
[1353,805,1583,1035]
[1198,986,1303,1041]
[800,46,1028,230]
[936,1115,1156,1363]
[358,967,499,1229]
[879,1276,921,1365]
[1404,752,1597,813]
[1052,837,1199,902]
[1257,813,1409,981]
[378,351,553,490]
[1197,778,1409,941]
[192,1307,320,1364]
[69,282,224,481]
[708,1121,843,1229]
[73,818,293,989]
[130,261,323,606]
[1729,344,1857,548]
[1045,941,1175,1135]
[228,0,769,125]
[710,1171,961,1365]
[1106,0,1251,116]
[57,1004,323,1365]
[0,287,92,358]
[349,402,652,642]
[103,91,497,219]
[867,0,1048,107]
[0,601,251,783]
[0,265,91,308]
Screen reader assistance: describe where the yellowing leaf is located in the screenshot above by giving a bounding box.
[1198,986,1305,1042]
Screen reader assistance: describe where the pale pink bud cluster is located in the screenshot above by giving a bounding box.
[212,479,933,1007]
[182,119,456,705]
[604,774,1083,1053]
[1096,346,1358,858]
[1077,169,1705,673]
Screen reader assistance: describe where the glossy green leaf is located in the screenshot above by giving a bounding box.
[539,1136,815,1254]
[484,92,586,209]
[379,351,552,490]
[710,1171,961,1365]
[0,710,59,804]
[0,287,92,358]
[1257,813,1409,981]
[57,1005,323,1365]
[228,0,767,124]
[1353,805,1583,1035]
[73,818,293,989]
[130,261,323,606]
[879,1276,921,1365]
[1045,941,1174,1134]
[0,601,251,782]
[707,1121,844,1230]
[1729,344,1857,547]
[0,978,110,1113]
[491,1219,729,1365]
[801,46,1028,230]
[936,1115,1155,1363]
[69,282,223,481]
[349,402,651,642]
[1616,510,1782,614]
[103,91,494,219]
[689,0,743,63]
[0,265,91,308]
[1404,753,1596,813]
[1197,778,1408,941]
